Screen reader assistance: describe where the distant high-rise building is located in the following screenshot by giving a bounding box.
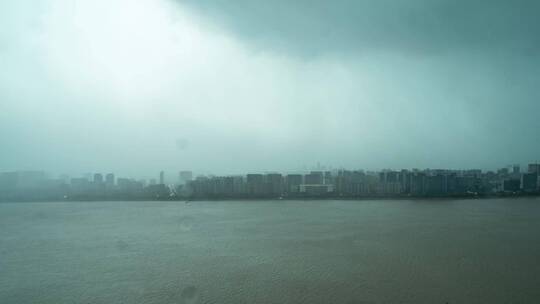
[149,179,157,185]
[399,170,411,193]
[117,178,143,193]
[503,179,521,192]
[464,169,482,178]
[159,171,165,185]
[425,174,447,196]
[246,174,264,195]
[93,173,103,183]
[497,168,509,175]
[410,172,427,195]
[179,171,193,185]
[512,165,520,174]
[380,171,399,183]
[285,174,303,193]
[265,173,283,196]
[324,171,332,185]
[105,173,115,186]
[521,173,538,191]
[528,163,540,174]
[305,171,323,184]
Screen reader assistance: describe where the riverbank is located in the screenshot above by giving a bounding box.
[2,191,539,203]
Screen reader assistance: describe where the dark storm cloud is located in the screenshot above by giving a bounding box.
[180,0,540,56]
[176,0,540,170]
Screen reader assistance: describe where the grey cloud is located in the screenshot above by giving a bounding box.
[180,0,540,56]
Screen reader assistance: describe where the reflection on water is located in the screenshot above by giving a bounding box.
[1,198,540,303]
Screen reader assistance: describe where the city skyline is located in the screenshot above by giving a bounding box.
[1,161,540,182]
[2,162,539,202]
[3,160,540,182]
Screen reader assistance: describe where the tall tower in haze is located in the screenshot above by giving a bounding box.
[93,173,103,184]
[159,171,165,185]
[105,173,115,186]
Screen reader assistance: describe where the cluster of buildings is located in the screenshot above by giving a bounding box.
[182,164,540,199]
[1,165,539,201]
[0,171,182,201]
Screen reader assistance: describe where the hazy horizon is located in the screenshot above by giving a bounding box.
[2,0,539,177]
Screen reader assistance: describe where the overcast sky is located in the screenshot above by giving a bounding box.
[1,0,539,178]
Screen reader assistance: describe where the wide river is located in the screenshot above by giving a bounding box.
[1,198,539,303]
